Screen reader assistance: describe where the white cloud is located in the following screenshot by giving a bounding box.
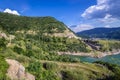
[80,0,120,29]
[104,14,112,19]
[70,24,94,32]
[104,25,111,28]
[98,14,119,23]
[4,8,20,15]
[81,0,120,19]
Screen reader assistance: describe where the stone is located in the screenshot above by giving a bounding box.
[6,59,35,80]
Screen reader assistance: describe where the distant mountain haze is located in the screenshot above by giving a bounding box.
[76,27,120,39]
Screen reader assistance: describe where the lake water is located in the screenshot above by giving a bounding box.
[70,54,120,65]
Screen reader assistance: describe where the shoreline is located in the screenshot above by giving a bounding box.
[58,49,120,58]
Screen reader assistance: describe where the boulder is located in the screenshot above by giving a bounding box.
[6,59,35,80]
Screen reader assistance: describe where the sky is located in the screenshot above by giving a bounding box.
[0,0,120,32]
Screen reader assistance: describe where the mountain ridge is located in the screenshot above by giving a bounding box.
[77,27,120,39]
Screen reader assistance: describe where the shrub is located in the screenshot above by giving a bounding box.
[94,61,120,80]
[13,46,25,54]
[0,55,9,79]
[41,70,60,80]
[27,61,42,73]
[61,70,88,80]
[43,62,58,70]
[25,50,34,57]
[0,38,6,51]
[27,61,60,80]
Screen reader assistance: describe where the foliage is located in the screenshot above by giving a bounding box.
[13,46,25,54]
[61,70,88,80]
[27,61,42,73]
[0,12,66,33]
[98,40,120,52]
[0,12,90,53]
[94,61,120,80]
[0,38,7,51]
[27,61,60,80]
[0,12,91,68]
[43,62,58,70]
[0,55,9,80]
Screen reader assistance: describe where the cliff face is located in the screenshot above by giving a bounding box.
[6,59,35,80]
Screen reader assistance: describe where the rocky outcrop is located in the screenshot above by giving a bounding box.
[6,59,35,80]
[0,32,7,38]
[44,29,78,39]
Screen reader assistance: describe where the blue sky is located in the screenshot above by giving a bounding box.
[0,0,120,32]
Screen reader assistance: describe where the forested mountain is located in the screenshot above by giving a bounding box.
[77,27,120,39]
[0,12,120,80]
[0,12,90,53]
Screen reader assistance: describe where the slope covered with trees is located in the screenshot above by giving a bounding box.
[0,12,90,53]
[0,12,120,80]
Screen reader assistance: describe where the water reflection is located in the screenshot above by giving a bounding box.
[71,54,120,65]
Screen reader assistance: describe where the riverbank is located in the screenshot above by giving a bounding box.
[58,49,120,58]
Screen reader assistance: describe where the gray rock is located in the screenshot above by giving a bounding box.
[6,59,35,80]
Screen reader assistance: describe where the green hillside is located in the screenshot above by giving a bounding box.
[0,12,90,53]
[0,12,120,80]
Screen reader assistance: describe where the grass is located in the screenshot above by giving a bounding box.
[37,60,113,80]
[0,55,9,80]
[98,40,120,51]
[0,47,114,80]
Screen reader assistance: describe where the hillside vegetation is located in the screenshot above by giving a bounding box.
[98,40,120,52]
[0,55,9,80]
[0,12,90,53]
[0,12,120,80]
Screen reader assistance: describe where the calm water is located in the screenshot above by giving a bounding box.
[70,54,120,65]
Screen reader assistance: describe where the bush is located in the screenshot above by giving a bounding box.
[27,61,42,73]
[0,38,6,51]
[25,50,34,57]
[94,61,120,80]
[41,70,60,80]
[43,62,58,70]
[61,70,88,80]
[13,46,25,54]
[0,55,9,79]
[27,61,60,80]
